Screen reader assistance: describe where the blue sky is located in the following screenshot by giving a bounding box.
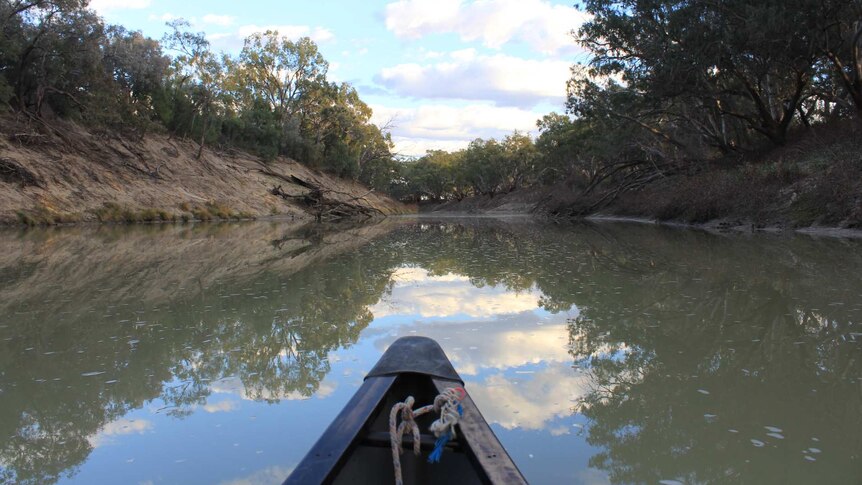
[91,0,591,157]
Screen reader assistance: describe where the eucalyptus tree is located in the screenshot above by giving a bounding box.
[817,0,862,120]
[461,138,508,196]
[535,112,596,183]
[501,131,539,190]
[234,31,328,155]
[101,26,170,132]
[2,1,104,116]
[576,0,822,149]
[407,150,460,200]
[162,19,226,159]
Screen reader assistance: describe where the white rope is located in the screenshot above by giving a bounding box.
[429,387,466,440]
[389,387,466,485]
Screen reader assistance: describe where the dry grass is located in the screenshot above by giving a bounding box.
[93,203,176,223]
[16,203,81,226]
[605,122,862,228]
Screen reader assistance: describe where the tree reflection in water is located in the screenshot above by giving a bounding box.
[0,219,860,484]
[0,221,399,484]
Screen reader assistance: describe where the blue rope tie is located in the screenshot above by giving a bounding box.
[428,404,463,463]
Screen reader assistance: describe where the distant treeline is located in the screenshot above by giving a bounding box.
[396,0,862,205]
[1,0,396,188]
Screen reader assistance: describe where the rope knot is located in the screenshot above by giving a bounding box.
[429,386,466,439]
[389,387,468,483]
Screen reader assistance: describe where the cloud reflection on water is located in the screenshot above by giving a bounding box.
[370,265,586,432]
[371,267,545,319]
[88,418,153,448]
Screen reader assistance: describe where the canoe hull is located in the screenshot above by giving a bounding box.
[284,337,526,484]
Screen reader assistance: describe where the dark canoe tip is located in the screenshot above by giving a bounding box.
[366,336,463,384]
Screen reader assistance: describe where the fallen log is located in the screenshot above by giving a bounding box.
[270,182,384,222]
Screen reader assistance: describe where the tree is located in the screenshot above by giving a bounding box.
[100,26,170,132]
[501,131,538,191]
[577,0,821,148]
[234,32,328,154]
[4,1,104,116]
[163,19,225,159]
[817,0,862,120]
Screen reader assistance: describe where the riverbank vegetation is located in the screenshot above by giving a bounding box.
[397,0,862,228]
[2,1,860,228]
[1,0,397,188]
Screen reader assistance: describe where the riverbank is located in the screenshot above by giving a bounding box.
[0,115,409,226]
[422,124,862,238]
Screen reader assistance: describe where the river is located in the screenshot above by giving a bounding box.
[0,218,860,484]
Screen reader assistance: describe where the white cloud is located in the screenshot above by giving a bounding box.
[384,0,589,55]
[371,268,541,319]
[375,318,576,375]
[389,137,475,156]
[380,285,538,319]
[203,400,239,413]
[373,315,586,430]
[148,12,179,23]
[89,418,153,448]
[219,465,295,485]
[371,103,541,156]
[468,364,590,430]
[210,376,337,401]
[209,25,335,52]
[376,50,570,107]
[147,13,235,28]
[202,14,236,27]
[236,24,335,43]
[90,0,151,14]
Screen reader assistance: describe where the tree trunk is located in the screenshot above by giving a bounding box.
[196,114,208,160]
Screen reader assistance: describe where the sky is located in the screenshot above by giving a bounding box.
[90,0,591,157]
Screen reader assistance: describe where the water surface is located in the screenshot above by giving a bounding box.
[0,219,860,484]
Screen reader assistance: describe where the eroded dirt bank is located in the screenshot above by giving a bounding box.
[0,116,409,225]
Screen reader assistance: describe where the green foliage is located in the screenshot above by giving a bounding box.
[398,129,564,201]
[0,4,394,184]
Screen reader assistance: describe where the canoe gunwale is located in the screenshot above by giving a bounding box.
[283,374,396,484]
[431,377,527,485]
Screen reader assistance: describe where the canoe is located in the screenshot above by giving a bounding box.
[283,336,527,484]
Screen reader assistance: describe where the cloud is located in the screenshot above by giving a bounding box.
[210,376,337,401]
[235,25,335,43]
[376,49,570,108]
[208,25,335,52]
[388,136,475,156]
[219,465,295,485]
[147,13,235,28]
[370,103,541,156]
[371,268,541,319]
[375,316,586,430]
[203,400,239,413]
[90,0,151,13]
[374,317,576,376]
[148,12,179,23]
[384,0,589,55]
[202,14,236,27]
[89,418,153,448]
[468,363,590,430]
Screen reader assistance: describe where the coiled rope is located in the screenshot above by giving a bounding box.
[389,387,466,485]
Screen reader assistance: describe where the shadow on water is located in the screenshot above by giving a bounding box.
[0,219,860,483]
